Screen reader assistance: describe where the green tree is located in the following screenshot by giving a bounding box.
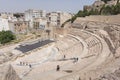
[101,5,112,15]
[89,9,100,15]
[61,19,71,27]
[114,3,120,14]
[101,3,120,15]
[0,31,16,44]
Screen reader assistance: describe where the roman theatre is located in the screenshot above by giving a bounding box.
[2,14,120,80]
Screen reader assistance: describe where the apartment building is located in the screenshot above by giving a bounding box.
[0,18,10,31]
[25,9,46,28]
[33,18,47,30]
[0,12,18,22]
[47,12,72,27]
[0,12,13,19]
[25,9,46,21]
[9,21,29,34]
[47,12,58,26]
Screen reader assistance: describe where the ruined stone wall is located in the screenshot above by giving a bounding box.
[75,14,120,24]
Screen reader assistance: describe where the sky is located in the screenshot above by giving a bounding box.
[0,0,96,13]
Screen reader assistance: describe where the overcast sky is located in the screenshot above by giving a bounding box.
[0,0,95,13]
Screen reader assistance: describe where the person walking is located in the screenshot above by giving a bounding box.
[76,57,79,62]
[29,64,32,68]
[63,55,66,59]
[20,62,22,66]
[56,65,60,71]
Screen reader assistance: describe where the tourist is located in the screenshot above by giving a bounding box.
[89,77,91,80]
[29,64,32,68]
[79,77,81,80]
[84,25,88,29]
[23,62,25,65]
[76,57,79,62]
[26,62,28,66]
[63,55,66,59]
[73,57,79,63]
[56,65,60,71]
[20,62,22,66]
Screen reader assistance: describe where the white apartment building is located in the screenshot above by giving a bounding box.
[47,12,72,27]
[25,9,46,21]
[33,18,47,30]
[25,9,72,28]
[25,9,46,28]
[47,12,58,26]
[0,18,10,31]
